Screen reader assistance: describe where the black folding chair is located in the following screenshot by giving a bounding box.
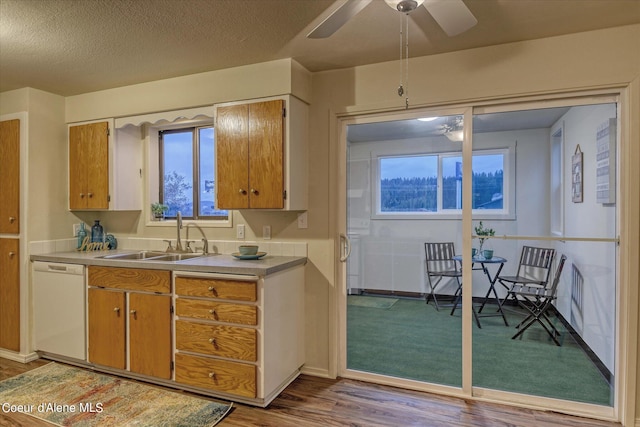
[424,242,461,311]
[497,246,556,305]
[509,255,567,345]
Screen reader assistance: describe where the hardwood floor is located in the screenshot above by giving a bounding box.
[0,358,621,427]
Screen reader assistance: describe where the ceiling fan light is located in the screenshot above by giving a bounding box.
[384,0,425,13]
[444,129,464,142]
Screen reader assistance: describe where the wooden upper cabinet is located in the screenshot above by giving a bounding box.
[215,96,308,210]
[216,103,251,209]
[0,119,20,234]
[69,121,110,210]
[248,100,285,209]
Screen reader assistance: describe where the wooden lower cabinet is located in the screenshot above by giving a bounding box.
[82,266,303,406]
[88,288,126,369]
[175,353,256,398]
[0,238,20,351]
[129,293,171,378]
[87,266,171,380]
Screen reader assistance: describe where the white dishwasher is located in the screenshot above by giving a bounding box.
[33,261,86,361]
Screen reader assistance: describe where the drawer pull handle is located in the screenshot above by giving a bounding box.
[208,338,215,344]
[130,309,136,314]
[238,189,246,195]
[113,307,120,313]
[80,193,85,198]
[9,216,15,223]
[88,192,93,198]
[209,309,215,315]
[207,286,218,296]
[8,252,15,258]
[209,372,215,378]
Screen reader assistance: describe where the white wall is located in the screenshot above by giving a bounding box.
[552,104,618,372]
[347,128,550,296]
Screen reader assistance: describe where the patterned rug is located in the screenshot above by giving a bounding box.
[0,362,232,426]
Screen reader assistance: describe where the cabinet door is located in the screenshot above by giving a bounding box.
[0,119,20,234]
[216,103,250,209]
[248,100,284,209]
[88,288,126,369]
[0,239,20,351]
[69,122,109,210]
[129,293,172,379]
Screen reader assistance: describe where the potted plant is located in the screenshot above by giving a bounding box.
[151,202,169,221]
[474,221,495,255]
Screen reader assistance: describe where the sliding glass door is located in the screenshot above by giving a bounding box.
[471,101,618,407]
[344,111,465,387]
[338,95,620,417]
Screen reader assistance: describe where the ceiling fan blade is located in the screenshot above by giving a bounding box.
[307,0,372,39]
[423,0,477,37]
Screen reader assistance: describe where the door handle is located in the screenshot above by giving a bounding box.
[339,233,351,262]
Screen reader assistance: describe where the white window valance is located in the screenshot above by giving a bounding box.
[114,106,214,128]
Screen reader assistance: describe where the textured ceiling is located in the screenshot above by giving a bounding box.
[1,0,639,96]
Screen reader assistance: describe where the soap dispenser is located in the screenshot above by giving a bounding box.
[91,220,104,243]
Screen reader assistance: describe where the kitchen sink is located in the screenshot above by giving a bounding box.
[98,251,208,262]
[99,251,168,260]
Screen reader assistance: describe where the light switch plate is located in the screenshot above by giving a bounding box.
[297,212,308,229]
[263,225,271,240]
[237,224,245,239]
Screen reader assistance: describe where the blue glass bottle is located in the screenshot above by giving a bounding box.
[77,222,87,249]
[91,220,104,243]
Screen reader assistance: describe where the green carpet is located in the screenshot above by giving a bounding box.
[348,295,398,309]
[347,298,612,406]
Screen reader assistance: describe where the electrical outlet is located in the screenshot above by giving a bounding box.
[297,212,308,229]
[263,225,271,240]
[73,223,81,236]
[237,224,245,239]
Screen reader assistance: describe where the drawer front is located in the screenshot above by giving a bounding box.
[88,266,170,293]
[176,298,257,325]
[175,353,256,398]
[175,277,257,301]
[176,320,257,361]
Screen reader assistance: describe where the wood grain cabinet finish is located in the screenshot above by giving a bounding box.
[69,121,110,210]
[175,353,256,398]
[0,118,20,352]
[87,266,171,379]
[215,96,308,211]
[0,239,20,352]
[216,99,284,209]
[88,288,126,369]
[175,276,256,301]
[175,275,259,398]
[175,298,257,325]
[0,119,20,234]
[175,320,257,361]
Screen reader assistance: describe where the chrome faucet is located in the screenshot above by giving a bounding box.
[185,222,209,254]
[174,211,184,252]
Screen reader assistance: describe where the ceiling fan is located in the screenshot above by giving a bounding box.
[307,0,478,39]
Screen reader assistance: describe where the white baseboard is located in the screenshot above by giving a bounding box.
[0,349,39,363]
[300,365,331,378]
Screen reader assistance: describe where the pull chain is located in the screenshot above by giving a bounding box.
[397,13,410,109]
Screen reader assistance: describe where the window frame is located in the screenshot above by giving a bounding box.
[146,118,231,228]
[371,147,514,220]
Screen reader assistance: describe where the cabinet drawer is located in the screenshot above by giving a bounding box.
[176,320,256,362]
[175,353,256,398]
[88,266,170,293]
[175,276,256,301]
[176,298,257,325]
